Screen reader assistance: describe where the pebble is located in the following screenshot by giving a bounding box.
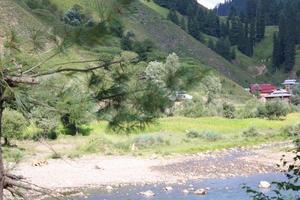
[139,190,155,197]
[164,186,173,191]
[194,188,208,195]
[183,189,189,194]
[106,186,113,191]
[258,181,271,189]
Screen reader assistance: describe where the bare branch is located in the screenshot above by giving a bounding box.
[33,59,124,77]
[4,76,39,86]
[46,58,106,68]
[22,50,62,75]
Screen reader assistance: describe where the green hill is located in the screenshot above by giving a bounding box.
[0,0,252,103]
[124,0,253,86]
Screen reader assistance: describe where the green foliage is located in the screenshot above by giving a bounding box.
[63,4,91,26]
[238,99,262,119]
[121,31,155,61]
[186,130,222,141]
[3,147,24,163]
[133,135,169,149]
[175,96,205,118]
[282,123,300,137]
[202,75,222,105]
[167,9,179,25]
[258,100,289,120]
[291,84,300,105]
[223,102,236,119]
[3,109,28,145]
[243,126,260,137]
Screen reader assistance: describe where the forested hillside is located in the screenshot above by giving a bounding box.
[215,0,300,77]
[154,0,300,81]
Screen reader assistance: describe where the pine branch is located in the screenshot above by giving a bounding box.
[32,59,124,77]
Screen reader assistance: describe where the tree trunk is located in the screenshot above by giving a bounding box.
[0,91,5,200]
[3,138,9,147]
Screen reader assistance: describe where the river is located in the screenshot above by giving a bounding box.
[72,173,298,200]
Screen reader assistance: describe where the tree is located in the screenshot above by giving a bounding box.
[215,37,233,61]
[272,32,281,71]
[0,1,181,198]
[167,9,179,25]
[2,109,28,146]
[202,75,222,105]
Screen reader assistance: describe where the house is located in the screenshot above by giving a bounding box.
[265,89,292,103]
[282,79,299,93]
[174,91,193,101]
[250,84,277,98]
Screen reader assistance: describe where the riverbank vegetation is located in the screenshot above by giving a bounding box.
[4,113,300,162]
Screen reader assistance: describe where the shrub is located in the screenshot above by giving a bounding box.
[186,130,222,141]
[238,99,262,119]
[223,102,236,119]
[186,130,201,138]
[200,131,223,141]
[282,124,300,137]
[3,109,28,146]
[175,96,205,117]
[258,100,289,120]
[243,126,260,137]
[133,135,169,149]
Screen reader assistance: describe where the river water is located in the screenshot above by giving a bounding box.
[72,173,298,200]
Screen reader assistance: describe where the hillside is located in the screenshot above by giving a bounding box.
[0,0,252,104]
[126,0,253,86]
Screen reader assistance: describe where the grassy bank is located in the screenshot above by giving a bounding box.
[5,113,300,162]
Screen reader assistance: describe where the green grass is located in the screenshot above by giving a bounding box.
[139,0,169,18]
[7,113,300,160]
[254,26,278,62]
[64,113,300,156]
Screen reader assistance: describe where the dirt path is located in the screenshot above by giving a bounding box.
[12,142,292,190]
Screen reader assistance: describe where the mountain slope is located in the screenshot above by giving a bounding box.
[0,0,44,36]
[125,0,253,86]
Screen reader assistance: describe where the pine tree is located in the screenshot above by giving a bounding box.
[255,0,265,42]
[272,32,281,71]
[168,9,179,25]
[180,17,187,31]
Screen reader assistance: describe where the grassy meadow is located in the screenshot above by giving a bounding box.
[5,113,300,162]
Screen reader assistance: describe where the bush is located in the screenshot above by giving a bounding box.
[238,100,262,119]
[223,102,236,119]
[243,127,260,137]
[133,135,169,149]
[258,100,289,120]
[282,124,300,137]
[175,96,205,117]
[3,109,28,145]
[186,130,222,141]
[186,130,201,138]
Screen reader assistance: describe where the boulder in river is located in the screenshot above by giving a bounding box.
[194,188,208,195]
[139,190,155,197]
[258,181,271,189]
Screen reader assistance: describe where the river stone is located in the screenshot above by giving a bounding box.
[259,181,271,189]
[106,186,113,191]
[140,190,155,197]
[194,188,208,195]
[164,186,173,191]
[183,189,189,194]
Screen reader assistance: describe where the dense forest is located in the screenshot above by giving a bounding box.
[157,0,300,73]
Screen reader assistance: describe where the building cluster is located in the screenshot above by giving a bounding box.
[249,79,299,102]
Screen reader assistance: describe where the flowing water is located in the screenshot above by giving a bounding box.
[72,173,298,200]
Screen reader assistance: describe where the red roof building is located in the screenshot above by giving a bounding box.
[250,84,277,95]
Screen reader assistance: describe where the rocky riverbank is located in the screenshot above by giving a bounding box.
[9,142,293,199]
